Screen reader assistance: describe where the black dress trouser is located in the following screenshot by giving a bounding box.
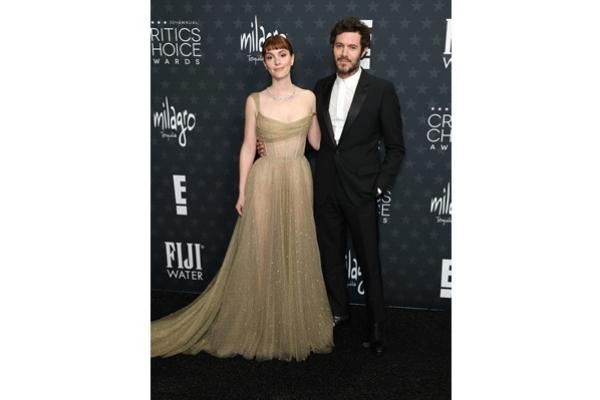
[315,181,386,323]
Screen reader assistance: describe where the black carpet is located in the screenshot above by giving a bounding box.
[151,290,451,400]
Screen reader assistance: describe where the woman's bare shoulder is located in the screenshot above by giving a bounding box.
[296,87,315,97]
[295,87,315,107]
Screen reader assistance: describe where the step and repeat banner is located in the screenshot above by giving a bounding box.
[151,0,452,310]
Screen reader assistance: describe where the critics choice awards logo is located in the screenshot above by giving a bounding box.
[153,97,197,147]
[164,241,205,281]
[240,16,287,64]
[427,106,451,152]
[151,20,202,65]
[430,182,451,225]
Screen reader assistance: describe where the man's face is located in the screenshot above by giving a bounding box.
[332,31,367,77]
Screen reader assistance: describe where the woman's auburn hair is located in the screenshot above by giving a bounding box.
[261,34,294,58]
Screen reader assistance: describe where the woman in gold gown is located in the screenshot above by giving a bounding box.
[151,35,333,362]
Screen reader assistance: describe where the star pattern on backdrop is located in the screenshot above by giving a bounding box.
[151,0,451,309]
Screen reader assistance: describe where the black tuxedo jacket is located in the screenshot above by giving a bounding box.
[313,71,405,206]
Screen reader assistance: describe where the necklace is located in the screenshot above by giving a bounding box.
[265,86,296,101]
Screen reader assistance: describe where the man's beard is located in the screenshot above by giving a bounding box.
[335,57,360,75]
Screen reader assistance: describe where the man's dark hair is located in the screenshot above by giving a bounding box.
[329,17,371,51]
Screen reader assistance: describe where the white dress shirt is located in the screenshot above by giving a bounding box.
[328,67,362,145]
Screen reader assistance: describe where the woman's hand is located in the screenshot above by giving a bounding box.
[235,194,245,216]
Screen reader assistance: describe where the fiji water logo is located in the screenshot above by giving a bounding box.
[164,241,204,281]
[240,15,287,64]
[443,18,452,68]
[152,97,197,147]
[431,182,452,225]
[427,106,452,151]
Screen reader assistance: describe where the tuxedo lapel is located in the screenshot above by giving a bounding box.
[338,72,370,147]
[320,76,337,148]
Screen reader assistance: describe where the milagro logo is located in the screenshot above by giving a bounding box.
[164,241,204,281]
[443,18,452,68]
[360,19,372,70]
[240,15,287,64]
[377,190,392,224]
[440,259,452,298]
[427,106,452,151]
[430,182,452,225]
[153,97,197,147]
[346,248,364,296]
[151,20,202,65]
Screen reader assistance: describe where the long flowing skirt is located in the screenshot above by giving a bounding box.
[151,157,333,361]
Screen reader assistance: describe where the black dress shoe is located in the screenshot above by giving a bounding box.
[332,314,349,327]
[362,322,385,356]
[370,339,384,356]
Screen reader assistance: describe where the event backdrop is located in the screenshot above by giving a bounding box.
[151,0,452,310]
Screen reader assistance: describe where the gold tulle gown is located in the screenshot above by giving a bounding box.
[151,93,333,361]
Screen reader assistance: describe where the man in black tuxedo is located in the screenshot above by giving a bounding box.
[313,17,405,356]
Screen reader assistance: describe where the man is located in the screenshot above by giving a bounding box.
[313,17,405,356]
[258,17,405,356]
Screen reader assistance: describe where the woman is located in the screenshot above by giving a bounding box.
[151,35,333,362]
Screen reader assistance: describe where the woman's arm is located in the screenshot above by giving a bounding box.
[306,91,321,151]
[236,95,258,216]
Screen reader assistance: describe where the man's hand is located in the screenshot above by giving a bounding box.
[256,139,266,157]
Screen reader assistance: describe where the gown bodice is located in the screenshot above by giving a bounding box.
[253,93,314,160]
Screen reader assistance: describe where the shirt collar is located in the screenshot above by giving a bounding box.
[335,67,362,90]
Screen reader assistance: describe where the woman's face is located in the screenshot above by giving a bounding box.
[263,48,294,79]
